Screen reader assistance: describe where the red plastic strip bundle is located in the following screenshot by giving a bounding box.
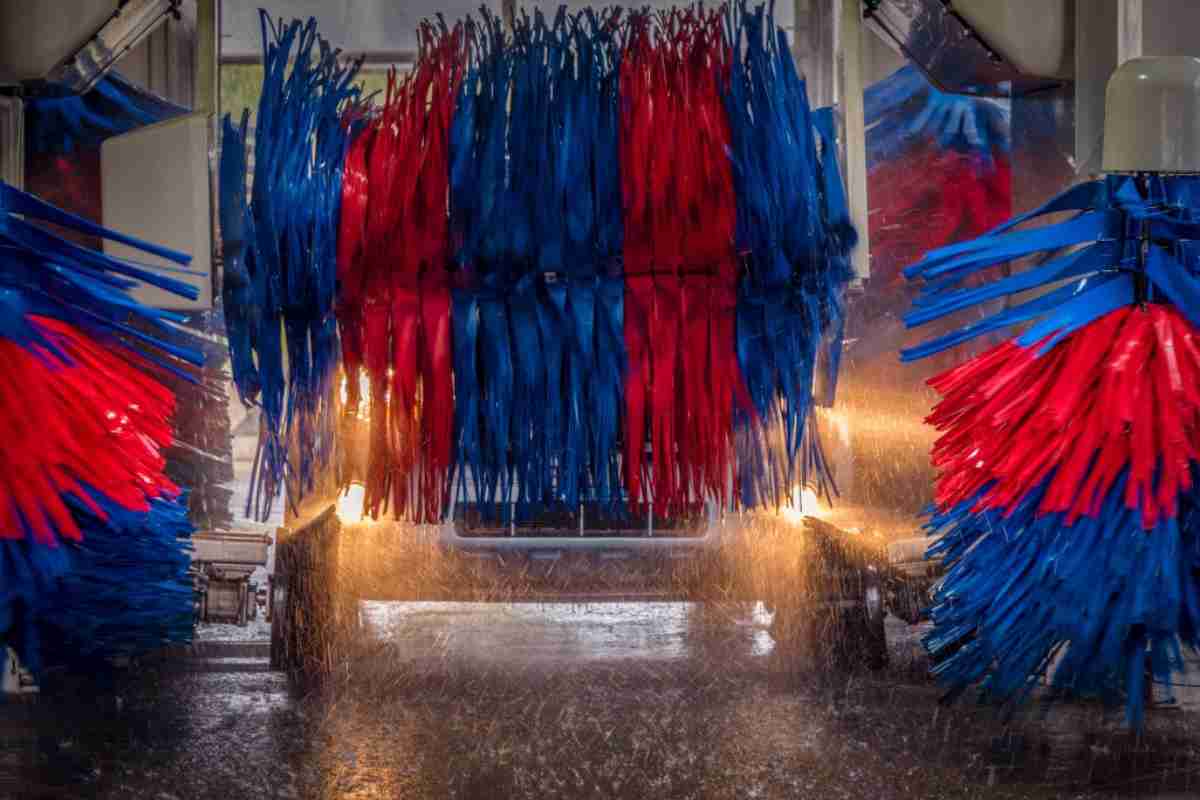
[337,119,372,415]
[620,8,744,515]
[867,146,1012,289]
[338,22,463,522]
[928,304,1200,530]
[0,316,178,546]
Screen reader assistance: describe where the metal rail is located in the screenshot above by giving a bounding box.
[46,0,182,94]
[438,527,722,553]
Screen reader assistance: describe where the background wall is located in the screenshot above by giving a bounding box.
[1141,0,1200,58]
[221,0,484,60]
[222,0,797,57]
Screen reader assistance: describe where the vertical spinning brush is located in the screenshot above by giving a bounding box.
[222,3,857,525]
[905,57,1200,726]
[0,181,200,675]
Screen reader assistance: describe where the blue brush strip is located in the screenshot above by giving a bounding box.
[219,110,260,403]
[726,0,855,507]
[864,64,1009,170]
[230,12,361,520]
[2,491,194,677]
[0,180,201,372]
[588,12,625,508]
[25,71,187,155]
[451,290,482,509]
[901,275,1128,362]
[904,242,1115,326]
[1,181,191,266]
[449,8,624,515]
[904,175,1200,361]
[925,472,1200,728]
[812,106,857,407]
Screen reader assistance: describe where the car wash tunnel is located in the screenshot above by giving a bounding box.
[9,1,1200,799]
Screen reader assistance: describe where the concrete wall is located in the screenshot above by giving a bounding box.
[220,1,801,62]
[1141,0,1200,58]
[221,0,501,60]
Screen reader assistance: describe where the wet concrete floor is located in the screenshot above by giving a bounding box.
[4,603,1200,799]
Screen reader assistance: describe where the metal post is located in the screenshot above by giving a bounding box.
[3,648,37,696]
[1118,0,1144,65]
[46,0,182,93]
[1075,1,1120,178]
[196,0,220,310]
[195,0,219,116]
[839,0,870,281]
[793,0,836,107]
[792,0,869,281]
[0,97,23,191]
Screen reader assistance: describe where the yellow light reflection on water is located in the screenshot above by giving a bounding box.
[817,406,851,448]
[337,482,367,524]
[780,486,824,524]
[339,372,373,420]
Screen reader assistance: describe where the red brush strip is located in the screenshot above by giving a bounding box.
[338,23,462,522]
[0,316,178,545]
[927,305,1200,529]
[868,146,1011,290]
[620,14,657,511]
[620,9,743,515]
[337,120,372,414]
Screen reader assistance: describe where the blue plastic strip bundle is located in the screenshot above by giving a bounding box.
[450,8,625,519]
[0,539,69,669]
[811,107,857,406]
[510,10,552,514]
[450,11,512,515]
[924,474,1200,727]
[220,110,258,403]
[724,0,856,508]
[863,64,1009,171]
[224,12,362,520]
[589,12,627,510]
[563,9,625,511]
[0,180,200,365]
[901,175,1200,360]
[7,492,194,676]
[25,71,188,154]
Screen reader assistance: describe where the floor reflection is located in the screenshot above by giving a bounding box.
[359,601,776,667]
[3,603,1200,799]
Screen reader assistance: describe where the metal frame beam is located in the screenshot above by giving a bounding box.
[791,1,869,281]
[47,0,182,94]
[0,97,22,190]
[839,0,870,281]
